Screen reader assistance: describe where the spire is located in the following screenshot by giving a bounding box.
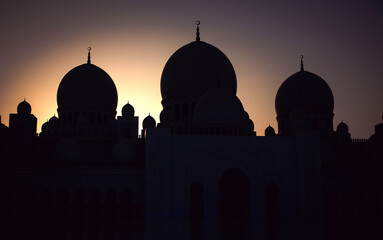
[87,47,92,64]
[300,55,304,71]
[196,20,200,42]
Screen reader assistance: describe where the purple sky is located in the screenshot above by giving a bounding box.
[0,0,382,138]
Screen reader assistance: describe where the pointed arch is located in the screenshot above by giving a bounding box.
[219,168,251,218]
[266,182,281,240]
[190,181,204,218]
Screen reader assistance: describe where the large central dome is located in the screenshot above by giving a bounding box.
[160,41,237,102]
[57,63,118,114]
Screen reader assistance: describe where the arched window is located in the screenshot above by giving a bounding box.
[219,168,251,218]
[104,189,116,219]
[90,112,95,123]
[104,115,108,125]
[266,182,281,240]
[182,103,188,118]
[56,190,69,220]
[88,189,100,219]
[190,182,204,239]
[120,189,132,221]
[40,190,53,221]
[74,112,79,123]
[174,104,180,120]
[191,102,196,116]
[104,190,117,240]
[219,168,250,239]
[190,182,204,218]
[88,189,101,239]
[72,189,85,237]
[22,190,36,221]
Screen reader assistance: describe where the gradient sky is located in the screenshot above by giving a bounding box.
[0,0,382,138]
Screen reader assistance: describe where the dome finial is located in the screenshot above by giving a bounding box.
[87,47,92,64]
[196,20,200,42]
[300,55,304,71]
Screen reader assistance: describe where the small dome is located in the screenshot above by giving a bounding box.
[193,88,246,126]
[143,115,156,129]
[41,121,50,133]
[337,121,349,133]
[17,100,32,115]
[275,70,334,118]
[161,41,237,102]
[49,116,59,126]
[57,63,118,115]
[265,125,276,136]
[122,103,135,117]
[160,108,172,122]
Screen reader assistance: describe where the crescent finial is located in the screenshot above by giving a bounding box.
[87,47,92,64]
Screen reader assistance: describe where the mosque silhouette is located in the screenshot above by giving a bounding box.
[0,24,382,240]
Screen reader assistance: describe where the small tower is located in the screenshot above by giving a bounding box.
[116,102,139,141]
[9,99,37,153]
[141,114,156,138]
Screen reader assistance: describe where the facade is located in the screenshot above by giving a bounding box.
[0,27,382,240]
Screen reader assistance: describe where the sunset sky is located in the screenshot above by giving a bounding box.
[0,0,382,138]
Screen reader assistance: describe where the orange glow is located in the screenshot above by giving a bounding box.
[0,33,279,136]
[0,26,381,139]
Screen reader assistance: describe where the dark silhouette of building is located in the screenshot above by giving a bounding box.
[0,24,382,240]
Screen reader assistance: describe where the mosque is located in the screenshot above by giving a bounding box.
[0,24,382,240]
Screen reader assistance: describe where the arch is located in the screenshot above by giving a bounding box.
[72,190,85,238]
[56,190,69,220]
[104,189,117,239]
[190,182,205,238]
[22,190,36,221]
[87,190,101,239]
[266,182,281,240]
[219,168,251,239]
[104,189,116,218]
[182,103,188,118]
[40,190,53,221]
[88,189,101,219]
[219,168,251,218]
[191,102,196,115]
[174,104,180,120]
[190,181,204,218]
[120,189,132,221]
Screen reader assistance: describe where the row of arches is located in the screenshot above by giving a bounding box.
[61,112,110,126]
[2,189,144,221]
[173,102,197,120]
[1,189,144,239]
